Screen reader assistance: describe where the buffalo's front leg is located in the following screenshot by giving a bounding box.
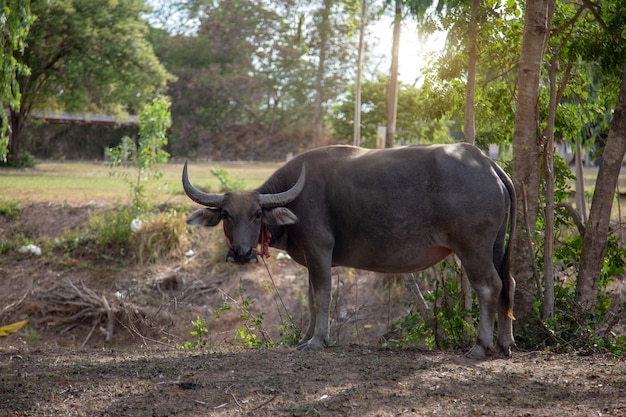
[299,279,317,344]
[296,262,332,351]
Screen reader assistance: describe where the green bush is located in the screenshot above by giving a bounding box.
[382,260,476,351]
[527,231,626,355]
[88,207,135,255]
[210,166,246,191]
[0,151,35,168]
[0,200,20,220]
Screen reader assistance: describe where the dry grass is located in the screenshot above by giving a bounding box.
[132,210,190,264]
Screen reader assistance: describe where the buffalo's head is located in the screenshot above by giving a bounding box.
[182,162,305,263]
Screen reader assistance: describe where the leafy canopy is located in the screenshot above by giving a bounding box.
[19,0,173,116]
[330,74,454,147]
[0,0,32,161]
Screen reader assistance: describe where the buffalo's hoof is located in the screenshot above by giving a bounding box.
[465,344,490,360]
[296,339,325,352]
[497,338,516,357]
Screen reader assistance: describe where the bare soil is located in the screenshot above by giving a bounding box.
[1,203,625,417]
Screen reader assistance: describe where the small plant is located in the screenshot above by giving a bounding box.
[210,283,273,348]
[210,166,246,191]
[233,290,269,348]
[0,200,20,220]
[382,308,429,350]
[383,260,476,351]
[214,303,232,319]
[54,229,84,252]
[106,96,171,214]
[23,326,41,348]
[87,207,135,255]
[276,319,302,347]
[180,317,209,351]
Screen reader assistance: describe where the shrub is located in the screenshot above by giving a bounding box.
[382,260,477,351]
[88,207,135,256]
[0,200,20,220]
[106,96,171,214]
[210,166,246,191]
[0,151,35,168]
[131,209,188,264]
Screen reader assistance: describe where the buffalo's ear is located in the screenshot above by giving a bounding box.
[264,207,298,226]
[187,208,222,227]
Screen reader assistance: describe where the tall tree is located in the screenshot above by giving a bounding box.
[306,0,359,147]
[385,0,401,148]
[459,0,480,316]
[0,0,31,162]
[330,74,453,146]
[353,0,367,147]
[7,0,172,164]
[572,0,626,310]
[510,0,555,327]
[312,0,333,148]
[150,0,320,149]
[463,0,479,144]
[407,0,522,149]
[577,65,626,310]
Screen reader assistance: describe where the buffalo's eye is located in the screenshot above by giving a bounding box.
[221,210,230,221]
[254,210,263,222]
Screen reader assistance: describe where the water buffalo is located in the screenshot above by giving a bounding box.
[182,144,516,359]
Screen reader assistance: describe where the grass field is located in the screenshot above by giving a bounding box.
[0,160,282,205]
[2,161,626,221]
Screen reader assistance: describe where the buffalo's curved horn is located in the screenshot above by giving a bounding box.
[259,165,306,208]
[182,160,225,207]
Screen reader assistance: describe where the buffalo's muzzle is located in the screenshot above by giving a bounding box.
[226,246,258,264]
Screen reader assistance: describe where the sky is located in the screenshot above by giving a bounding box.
[370,15,446,85]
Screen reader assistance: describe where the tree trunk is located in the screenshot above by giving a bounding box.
[385,0,401,148]
[353,0,367,147]
[7,109,25,162]
[464,0,479,145]
[575,140,588,223]
[461,0,480,318]
[511,0,554,327]
[312,0,332,148]
[576,64,626,310]
[541,61,558,320]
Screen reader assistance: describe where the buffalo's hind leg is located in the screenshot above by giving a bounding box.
[497,276,516,356]
[462,257,502,360]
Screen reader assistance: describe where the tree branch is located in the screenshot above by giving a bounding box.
[555,202,586,236]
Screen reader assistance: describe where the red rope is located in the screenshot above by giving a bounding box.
[254,223,272,259]
[222,223,233,249]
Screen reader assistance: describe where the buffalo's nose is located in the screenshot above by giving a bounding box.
[226,245,258,264]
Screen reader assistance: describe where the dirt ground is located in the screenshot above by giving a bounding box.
[1,203,625,417]
[1,346,625,416]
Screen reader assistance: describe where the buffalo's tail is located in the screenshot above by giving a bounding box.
[494,163,516,320]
